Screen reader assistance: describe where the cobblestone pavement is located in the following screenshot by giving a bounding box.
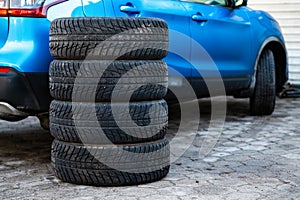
[0,97,299,199]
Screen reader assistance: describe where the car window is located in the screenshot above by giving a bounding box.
[0,0,7,7]
[9,0,39,8]
[180,0,227,6]
[234,0,244,6]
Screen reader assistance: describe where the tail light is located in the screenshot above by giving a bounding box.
[0,0,67,18]
[0,68,10,73]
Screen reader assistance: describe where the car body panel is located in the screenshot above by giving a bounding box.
[0,0,8,49]
[81,0,106,17]
[247,8,286,60]
[0,17,8,49]
[180,2,253,78]
[0,17,52,72]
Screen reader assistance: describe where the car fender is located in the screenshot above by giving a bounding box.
[249,36,288,95]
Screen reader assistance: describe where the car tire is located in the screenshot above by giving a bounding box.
[49,60,168,102]
[51,139,170,186]
[49,17,168,60]
[37,113,50,130]
[50,100,168,144]
[49,16,170,186]
[250,49,276,115]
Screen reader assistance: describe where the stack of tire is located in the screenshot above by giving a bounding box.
[48,17,170,186]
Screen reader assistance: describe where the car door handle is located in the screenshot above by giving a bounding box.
[120,5,140,14]
[192,14,208,22]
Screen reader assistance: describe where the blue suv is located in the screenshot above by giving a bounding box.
[0,0,288,127]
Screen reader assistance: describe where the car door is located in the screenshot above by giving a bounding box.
[110,0,192,77]
[180,0,253,79]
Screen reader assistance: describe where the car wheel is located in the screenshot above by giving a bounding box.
[250,49,276,115]
[37,113,49,130]
[49,100,168,144]
[51,139,170,186]
[49,17,168,60]
[49,60,168,102]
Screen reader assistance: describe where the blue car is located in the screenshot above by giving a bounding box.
[0,0,288,127]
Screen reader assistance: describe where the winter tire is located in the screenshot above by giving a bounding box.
[250,49,276,115]
[49,17,168,60]
[50,100,168,144]
[51,139,170,186]
[49,60,168,102]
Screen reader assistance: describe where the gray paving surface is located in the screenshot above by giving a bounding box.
[0,97,299,199]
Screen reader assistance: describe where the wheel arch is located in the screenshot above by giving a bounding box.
[252,37,288,94]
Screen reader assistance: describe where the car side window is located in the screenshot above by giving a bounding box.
[0,0,7,7]
[180,0,227,6]
[9,0,38,8]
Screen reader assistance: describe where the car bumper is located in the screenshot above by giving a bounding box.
[0,68,51,120]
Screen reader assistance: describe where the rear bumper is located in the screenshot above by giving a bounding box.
[0,68,51,119]
[0,102,29,121]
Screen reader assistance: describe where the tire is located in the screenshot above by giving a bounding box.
[49,17,169,60]
[49,60,168,102]
[50,100,168,144]
[51,139,170,186]
[250,49,276,115]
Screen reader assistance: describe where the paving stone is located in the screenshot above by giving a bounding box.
[211,152,232,157]
[225,155,251,162]
[281,153,300,160]
[222,130,242,135]
[226,192,261,200]
[213,147,240,152]
[240,145,268,151]
[203,157,220,163]
[250,141,272,146]
[212,160,243,169]
[242,159,274,167]
[0,98,300,199]
[4,161,25,166]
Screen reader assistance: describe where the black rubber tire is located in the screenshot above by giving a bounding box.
[50,100,168,144]
[250,49,276,115]
[51,139,170,186]
[49,17,169,60]
[49,60,168,102]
